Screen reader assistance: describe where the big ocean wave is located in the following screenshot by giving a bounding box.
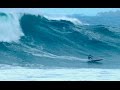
[0,12,120,68]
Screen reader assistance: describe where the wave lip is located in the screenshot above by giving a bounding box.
[44,15,83,25]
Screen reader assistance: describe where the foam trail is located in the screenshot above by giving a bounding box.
[32,53,88,62]
[24,47,87,62]
[0,13,24,43]
[19,44,87,62]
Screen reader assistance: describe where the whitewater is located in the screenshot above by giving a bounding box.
[0,11,120,80]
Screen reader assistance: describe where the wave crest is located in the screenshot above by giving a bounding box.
[0,13,24,43]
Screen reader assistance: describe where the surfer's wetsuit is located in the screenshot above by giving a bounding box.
[88,55,93,60]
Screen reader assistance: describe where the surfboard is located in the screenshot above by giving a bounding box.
[87,59,103,63]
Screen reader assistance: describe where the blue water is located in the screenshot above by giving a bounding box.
[0,12,120,70]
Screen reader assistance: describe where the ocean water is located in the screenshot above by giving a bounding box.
[0,12,120,80]
[0,65,120,81]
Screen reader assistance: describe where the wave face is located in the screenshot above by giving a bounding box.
[0,13,120,68]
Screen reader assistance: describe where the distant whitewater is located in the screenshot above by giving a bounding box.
[0,12,120,69]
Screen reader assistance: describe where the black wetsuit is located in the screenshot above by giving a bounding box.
[88,55,93,60]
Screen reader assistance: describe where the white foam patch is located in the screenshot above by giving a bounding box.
[0,68,120,81]
[0,13,24,43]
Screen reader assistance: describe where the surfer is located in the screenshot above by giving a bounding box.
[88,55,93,60]
[87,55,103,62]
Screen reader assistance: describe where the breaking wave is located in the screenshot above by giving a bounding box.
[0,12,120,68]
